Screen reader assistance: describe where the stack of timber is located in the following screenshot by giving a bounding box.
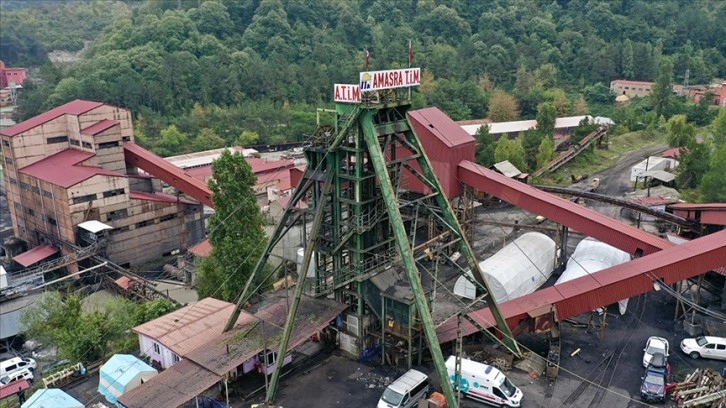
[672,368,726,407]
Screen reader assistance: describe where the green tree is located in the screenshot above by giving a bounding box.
[494,136,527,172]
[156,125,189,156]
[192,128,226,152]
[20,292,139,362]
[196,149,266,301]
[711,108,726,148]
[535,136,555,170]
[573,95,589,115]
[487,90,519,122]
[475,124,495,167]
[621,39,635,79]
[238,130,260,146]
[665,114,696,148]
[700,143,726,202]
[536,102,557,136]
[523,130,544,171]
[676,141,711,189]
[652,57,674,118]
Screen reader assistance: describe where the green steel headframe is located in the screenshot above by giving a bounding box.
[224,90,518,408]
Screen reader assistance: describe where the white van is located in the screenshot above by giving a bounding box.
[0,357,37,377]
[377,369,430,408]
[445,356,523,407]
[0,368,34,386]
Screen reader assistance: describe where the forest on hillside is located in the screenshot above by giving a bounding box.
[2,0,725,160]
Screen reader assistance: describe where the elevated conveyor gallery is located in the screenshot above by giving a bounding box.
[402,111,726,343]
[124,143,214,208]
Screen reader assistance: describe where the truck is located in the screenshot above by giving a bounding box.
[445,356,523,407]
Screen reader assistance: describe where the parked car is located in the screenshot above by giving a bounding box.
[640,353,670,404]
[680,336,726,360]
[0,357,36,377]
[643,336,669,367]
[0,368,34,386]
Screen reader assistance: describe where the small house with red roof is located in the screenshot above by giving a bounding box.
[0,100,204,268]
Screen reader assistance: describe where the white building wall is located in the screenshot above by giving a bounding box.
[137,334,180,369]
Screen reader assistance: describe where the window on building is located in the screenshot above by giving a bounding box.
[102,188,125,198]
[20,182,31,191]
[159,214,176,222]
[82,141,92,149]
[42,189,52,198]
[107,209,128,221]
[26,208,34,216]
[47,217,57,226]
[1,139,9,147]
[172,354,181,363]
[135,220,153,228]
[69,139,80,146]
[98,141,120,149]
[31,186,40,194]
[72,194,96,204]
[122,136,131,142]
[110,226,129,235]
[9,177,17,185]
[46,136,69,144]
[153,343,160,354]
[4,156,12,165]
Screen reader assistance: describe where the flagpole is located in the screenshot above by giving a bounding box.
[408,40,412,100]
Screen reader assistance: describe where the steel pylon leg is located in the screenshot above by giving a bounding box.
[360,109,459,408]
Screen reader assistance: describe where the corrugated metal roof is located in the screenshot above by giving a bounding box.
[642,170,675,183]
[117,359,218,408]
[611,79,655,86]
[188,239,211,257]
[121,297,347,407]
[437,229,726,343]
[668,203,726,210]
[20,148,122,188]
[185,297,347,376]
[460,116,611,136]
[129,190,198,206]
[491,161,522,178]
[0,379,30,400]
[1,99,103,137]
[247,158,295,174]
[13,243,59,267]
[132,298,244,358]
[661,147,684,158]
[164,146,245,169]
[408,107,475,148]
[80,119,119,136]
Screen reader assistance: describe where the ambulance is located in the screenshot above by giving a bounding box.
[445,356,523,407]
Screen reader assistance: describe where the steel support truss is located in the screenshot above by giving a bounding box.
[225,92,517,408]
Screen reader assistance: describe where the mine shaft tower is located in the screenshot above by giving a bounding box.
[225,74,517,407]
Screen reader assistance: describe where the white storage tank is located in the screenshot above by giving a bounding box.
[454,232,557,303]
[556,238,631,314]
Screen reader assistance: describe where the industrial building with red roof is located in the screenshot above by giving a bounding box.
[0,99,205,268]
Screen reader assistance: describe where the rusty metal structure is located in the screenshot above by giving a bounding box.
[224,87,516,408]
